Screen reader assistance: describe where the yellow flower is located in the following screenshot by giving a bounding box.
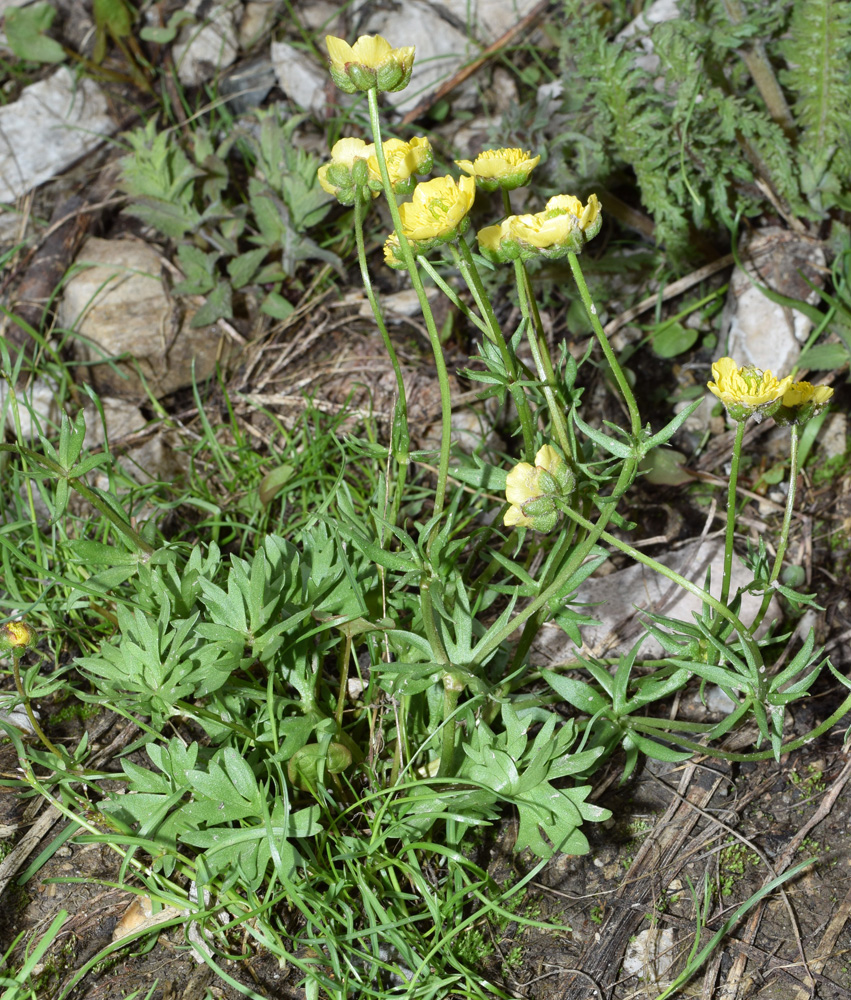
[0,620,36,652]
[317,137,377,204]
[707,357,794,422]
[774,379,834,425]
[545,192,601,233]
[368,137,432,193]
[476,193,602,263]
[476,219,514,255]
[510,211,574,249]
[504,445,568,531]
[326,34,415,93]
[396,174,476,250]
[781,381,833,408]
[383,233,405,269]
[455,148,541,191]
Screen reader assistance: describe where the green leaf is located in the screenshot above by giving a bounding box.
[260,291,295,320]
[651,321,699,358]
[5,4,66,63]
[542,669,610,715]
[227,248,268,289]
[191,282,233,326]
[139,9,195,43]
[258,464,294,505]
[447,461,507,492]
[798,341,850,370]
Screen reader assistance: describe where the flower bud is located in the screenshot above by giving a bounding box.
[0,621,36,652]
[504,444,574,532]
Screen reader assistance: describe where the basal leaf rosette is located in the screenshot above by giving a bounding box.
[369,136,432,195]
[477,193,602,263]
[504,444,575,533]
[455,148,541,192]
[384,175,476,263]
[318,137,377,205]
[326,34,415,93]
[707,357,794,423]
[773,380,834,426]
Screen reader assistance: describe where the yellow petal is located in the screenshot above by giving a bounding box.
[505,462,540,506]
[504,504,534,528]
[535,444,562,475]
[326,35,355,71]
[350,34,394,68]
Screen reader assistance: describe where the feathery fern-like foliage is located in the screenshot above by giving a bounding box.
[781,0,851,209]
[553,0,851,254]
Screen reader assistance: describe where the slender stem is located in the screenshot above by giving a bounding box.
[453,240,536,460]
[12,654,63,759]
[567,252,642,439]
[353,195,410,528]
[416,256,490,337]
[367,89,452,521]
[720,420,747,607]
[751,424,799,632]
[513,260,572,459]
[0,444,153,555]
[560,504,763,667]
[437,675,463,777]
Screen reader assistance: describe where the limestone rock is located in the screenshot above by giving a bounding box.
[173,0,240,86]
[60,237,223,400]
[0,68,114,202]
[722,227,825,376]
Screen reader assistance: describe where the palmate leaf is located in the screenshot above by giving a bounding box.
[459,706,609,858]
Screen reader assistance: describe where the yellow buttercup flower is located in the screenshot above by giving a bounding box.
[510,211,574,249]
[545,193,601,233]
[774,379,834,425]
[326,34,415,93]
[368,137,432,194]
[504,445,572,532]
[0,620,36,652]
[455,148,541,191]
[476,193,602,263]
[383,234,404,270]
[781,381,833,408]
[317,137,377,205]
[476,218,514,255]
[707,357,794,422]
[394,174,476,251]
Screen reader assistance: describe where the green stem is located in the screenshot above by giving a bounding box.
[751,424,799,633]
[472,456,638,667]
[721,420,747,608]
[513,260,572,459]
[0,444,154,555]
[353,194,410,528]
[12,654,63,759]
[453,240,536,460]
[416,256,490,337]
[438,675,463,777]
[367,89,452,522]
[567,252,642,439]
[560,504,763,666]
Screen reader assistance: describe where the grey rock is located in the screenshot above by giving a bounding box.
[173,0,240,86]
[60,238,223,400]
[722,227,825,375]
[0,68,114,201]
[271,40,327,114]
